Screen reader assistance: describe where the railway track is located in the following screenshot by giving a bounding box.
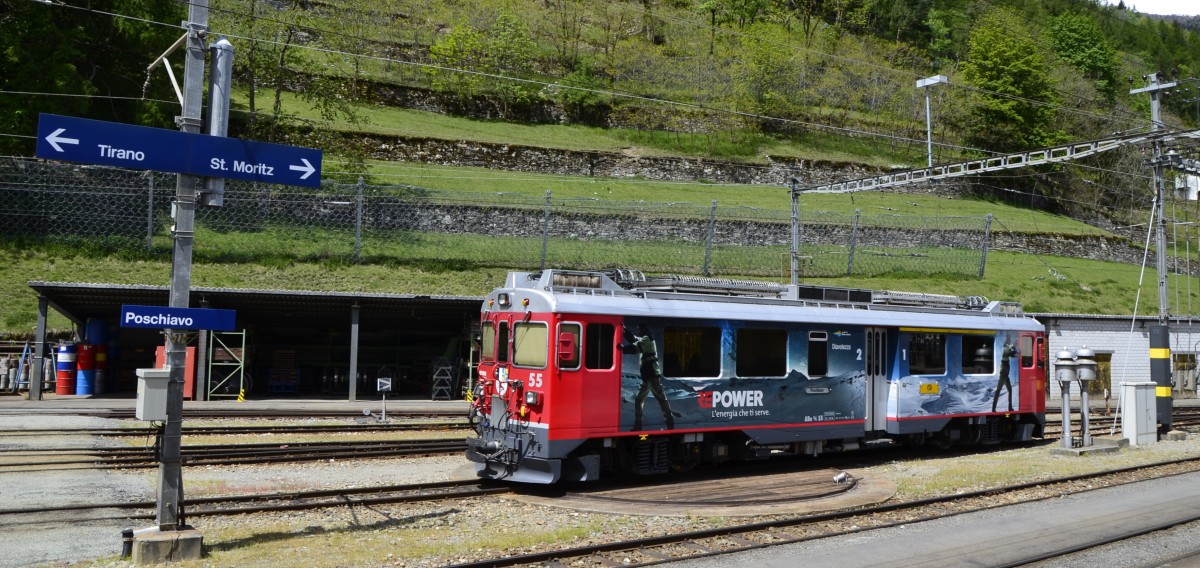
[0,407,467,420]
[1044,407,1200,437]
[0,438,467,470]
[445,456,1200,567]
[3,420,469,437]
[0,479,507,524]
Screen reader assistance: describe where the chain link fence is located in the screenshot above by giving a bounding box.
[0,157,991,278]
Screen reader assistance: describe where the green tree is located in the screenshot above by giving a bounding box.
[487,11,537,108]
[0,0,182,155]
[427,24,488,98]
[961,8,1060,153]
[211,1,363,177]
[1048,13,1118,100]
[733,23,799,117]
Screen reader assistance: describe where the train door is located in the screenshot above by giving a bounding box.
[1018,332,1047,412]
[554,316,622,437]
[865,327,888,431]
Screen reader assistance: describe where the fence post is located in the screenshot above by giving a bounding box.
[847,209,861,276]
[979,213,993,278]
[355,177,364,260]
[146,173,155,253]
[703,200,718,277]
[540,190,552,271]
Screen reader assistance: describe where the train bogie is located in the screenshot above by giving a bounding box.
[467,270,1048,484]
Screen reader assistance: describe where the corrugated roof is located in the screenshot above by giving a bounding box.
[27,281,483,328]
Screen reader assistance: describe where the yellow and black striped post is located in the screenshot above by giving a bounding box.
[1149,324,1173,434]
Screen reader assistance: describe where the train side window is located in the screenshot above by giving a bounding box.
[808,331,828,377]
[908,333,946,375]
[736,328,786,377]
[497,321,510,363]
[513,322,548,368]
[961,335,994,374]
[663,325,721,377]
[559,323,581,370]
[481,323,496,362]
[585,323,615,370]
[1020,336,1034,368]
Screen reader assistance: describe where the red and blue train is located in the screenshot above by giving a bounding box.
[466,269,1047,484]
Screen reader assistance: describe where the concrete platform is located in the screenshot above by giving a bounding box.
[132,527,203,564]
[670,470,1200,567]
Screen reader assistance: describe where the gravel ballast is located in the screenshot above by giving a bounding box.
[4,411,1200,568]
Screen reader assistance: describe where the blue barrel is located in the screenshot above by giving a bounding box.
[55,343,76,395]
[85,319,107,345]
[76,369,95,395]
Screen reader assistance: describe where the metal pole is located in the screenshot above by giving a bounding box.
[147,173,155,253]
[355,177,364,260]
[196,300,209,402]
[703,200,717,277]
[1132,72,1177,434]
[789,178,800,288]
[540,190,551,271]
[158,0,209,532]
[916,75,946,169]
[28,296,47,401]
[979,213,993,278]
[847,208,860,275]
[348,304,360,402]
[1061,380,1073,449]
[1081,385,1092,446]
[202,37,233,207]
[925,90,933,168]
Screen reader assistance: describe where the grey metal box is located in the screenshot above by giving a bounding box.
[136,368,171,421]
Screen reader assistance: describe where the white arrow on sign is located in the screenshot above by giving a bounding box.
[45,128,80,152]
[289,158,316,180]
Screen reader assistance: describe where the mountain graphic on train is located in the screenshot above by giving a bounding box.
[466,269,1047,484]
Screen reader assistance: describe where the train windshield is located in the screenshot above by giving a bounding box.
[481,323,495,361]
[514,322,548,368]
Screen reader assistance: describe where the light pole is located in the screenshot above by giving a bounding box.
[916,75,948,168]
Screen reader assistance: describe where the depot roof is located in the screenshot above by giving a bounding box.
[26,281,483,329]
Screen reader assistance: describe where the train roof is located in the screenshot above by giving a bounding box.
[485,270,1042,332]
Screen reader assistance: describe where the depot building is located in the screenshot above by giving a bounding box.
[15,281,483,401]
[11,281,1200,405]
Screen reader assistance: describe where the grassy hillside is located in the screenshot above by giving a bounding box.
[6,236,1198,337]
[6,0,1200,338]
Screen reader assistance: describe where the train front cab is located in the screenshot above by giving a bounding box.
[468,305,623,484]
[883,327,1047,446]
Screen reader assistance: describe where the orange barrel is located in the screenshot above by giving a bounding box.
[93,344,107,394]
[55,343,76,395]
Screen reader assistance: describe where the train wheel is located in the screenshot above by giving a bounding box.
[670,444,702,473]
[933,430,954,450]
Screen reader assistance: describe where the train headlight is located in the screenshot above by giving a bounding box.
[497,293,511,307]
[525,390,541,405]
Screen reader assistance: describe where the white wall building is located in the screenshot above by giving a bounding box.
[1036,313,1200,405]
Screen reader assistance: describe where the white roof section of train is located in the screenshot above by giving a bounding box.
[487,270,1042,333]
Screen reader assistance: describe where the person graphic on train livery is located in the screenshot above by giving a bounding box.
[627,323,677,431]
[992,338,1018,413]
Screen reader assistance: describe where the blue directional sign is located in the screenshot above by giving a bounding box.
[36,114,193,173]
[190,135,322,187]
[35,113,322,188]
[120,305,237,331]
